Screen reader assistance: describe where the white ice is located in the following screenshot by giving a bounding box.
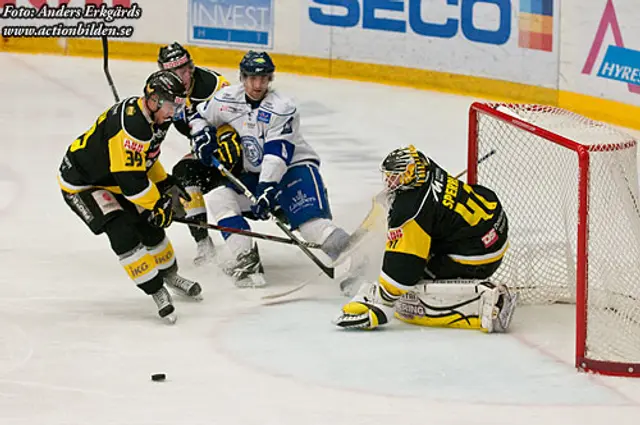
[1,53,640,425]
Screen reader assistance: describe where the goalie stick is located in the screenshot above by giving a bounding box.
[261,149,497,301]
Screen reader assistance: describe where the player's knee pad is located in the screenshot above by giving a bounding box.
[118,243,161,293]
[299,218,348,260]
[207,186,248,222]
[394,280,518,333]
[136,221,166,249]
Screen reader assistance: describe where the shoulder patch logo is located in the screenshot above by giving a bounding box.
[125,105,136,116]
[257,110,272,123]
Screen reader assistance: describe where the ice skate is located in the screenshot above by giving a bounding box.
[165,272,203,301]
[193,236,216,267]
[224,244,266,288]
[151,286,177,324]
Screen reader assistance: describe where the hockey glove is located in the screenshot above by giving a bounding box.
[215,124,242,169]
[149,192,174,228]
[251,182,281,221]
[191,126,218,167]
[156,174,192,203]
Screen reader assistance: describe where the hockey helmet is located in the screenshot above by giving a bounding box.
[157,42,193,71]
[239,51,275,77]
[380,145,429,191]
[144,70,187,118]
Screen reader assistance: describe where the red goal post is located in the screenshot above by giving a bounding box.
[468,102,640,377]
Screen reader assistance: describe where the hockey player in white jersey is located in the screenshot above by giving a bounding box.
[188,51,353,287]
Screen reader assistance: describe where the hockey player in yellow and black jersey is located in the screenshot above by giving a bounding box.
[157,42,239,266]
[58,69,202,324]
[335,145,518,333]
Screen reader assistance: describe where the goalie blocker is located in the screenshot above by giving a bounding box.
[335,145,517,332]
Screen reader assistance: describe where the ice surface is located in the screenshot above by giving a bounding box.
[1,53,640,424]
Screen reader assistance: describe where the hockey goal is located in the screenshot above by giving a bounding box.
[468,102,640,377]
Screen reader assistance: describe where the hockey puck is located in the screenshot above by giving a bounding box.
[151,373,166,382]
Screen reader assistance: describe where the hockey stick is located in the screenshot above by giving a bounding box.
[209,156,335,278]
[261,148,498,301]
[101,36,120,102]
[173,217,322,249]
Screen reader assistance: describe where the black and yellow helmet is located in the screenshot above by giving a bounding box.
[380,145,429,191]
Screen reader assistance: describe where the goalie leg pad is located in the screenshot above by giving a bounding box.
[395,281,518,333]
[480,284,518,333]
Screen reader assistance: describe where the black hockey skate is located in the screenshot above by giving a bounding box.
[224,244,266,288]
[165,273,203,300]
[151,286,176,324]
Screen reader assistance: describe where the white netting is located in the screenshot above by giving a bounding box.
[472,103,640,365]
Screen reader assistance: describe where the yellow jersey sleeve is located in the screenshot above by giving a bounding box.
[147,160,168,183]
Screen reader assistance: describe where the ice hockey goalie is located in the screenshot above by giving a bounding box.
[334,145,518,332]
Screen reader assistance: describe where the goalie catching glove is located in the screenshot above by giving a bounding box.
[191,123,242,169]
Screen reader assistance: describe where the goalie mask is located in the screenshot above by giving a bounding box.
[380,145,429,192]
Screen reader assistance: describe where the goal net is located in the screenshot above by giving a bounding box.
[468,102,640,377]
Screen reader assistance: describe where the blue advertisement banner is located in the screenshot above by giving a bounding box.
[188,0,273,48]
[597,45,640,86]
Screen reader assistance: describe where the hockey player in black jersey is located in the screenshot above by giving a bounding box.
[157,42,240,266]
[335,145,517,332]
[58,69,202,324]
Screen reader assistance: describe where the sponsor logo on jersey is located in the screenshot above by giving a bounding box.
[481,228,498,248]
[387,227,404,242]
[92,190,122,216]
[240,135,264,167]
[289,189,317,214]
[70,193,93,223]
[124,139,144,153]
[220,104,242,113]
[257,110,272,123]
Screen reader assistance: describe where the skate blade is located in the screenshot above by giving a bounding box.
[168,286,204,302]
[193,255,216,267]
[162,313,177,325]
[235,273,267,288]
